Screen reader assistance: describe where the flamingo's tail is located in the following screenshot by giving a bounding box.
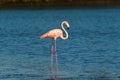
[40,33,48,39]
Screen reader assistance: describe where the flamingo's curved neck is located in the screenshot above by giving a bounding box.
[60,22,69,40]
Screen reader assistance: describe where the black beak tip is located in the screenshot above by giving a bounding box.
[67,28,69,30]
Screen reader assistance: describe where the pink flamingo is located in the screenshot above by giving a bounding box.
[40,21,70,79]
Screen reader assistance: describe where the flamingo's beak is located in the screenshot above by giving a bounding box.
[67,26,70,30]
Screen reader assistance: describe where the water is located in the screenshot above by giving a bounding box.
[0,9,120,80]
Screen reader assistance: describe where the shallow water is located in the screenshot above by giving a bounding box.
[0,9,120,80]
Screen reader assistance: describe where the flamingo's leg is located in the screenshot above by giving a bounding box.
[53,39,58,77]
[50,39,58,79]
[50,40,54,75]
[50,53,55,79]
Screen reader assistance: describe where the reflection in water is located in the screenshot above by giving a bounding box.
[0,73,118,80]
[51,74,57,80]
[50,53,58,80]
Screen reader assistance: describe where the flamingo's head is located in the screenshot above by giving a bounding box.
[62,21,70,29]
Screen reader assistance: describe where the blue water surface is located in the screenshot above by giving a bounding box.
[0,9,120,80]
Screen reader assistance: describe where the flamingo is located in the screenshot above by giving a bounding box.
[40,21,70,79]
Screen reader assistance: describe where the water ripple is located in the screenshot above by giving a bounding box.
[0,74,43,79]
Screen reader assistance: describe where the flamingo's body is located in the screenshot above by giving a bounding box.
[40,21,70,79]
[40,29,62,40]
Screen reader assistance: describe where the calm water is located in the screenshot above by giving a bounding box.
[0,9,120,80]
